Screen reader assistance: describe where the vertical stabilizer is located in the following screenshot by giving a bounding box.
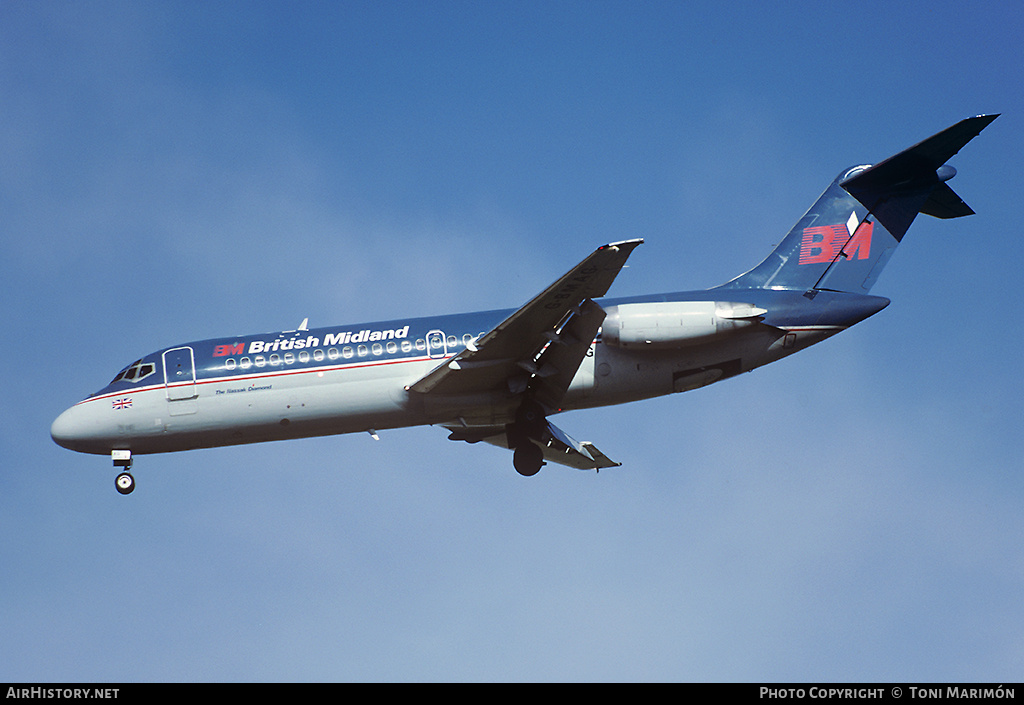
[717,115,997,294]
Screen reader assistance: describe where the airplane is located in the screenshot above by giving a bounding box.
[52,115,998,494]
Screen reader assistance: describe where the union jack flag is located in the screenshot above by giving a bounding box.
[112,398,132,410]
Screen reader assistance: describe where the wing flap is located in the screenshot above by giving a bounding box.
[444,418,620,471]
[530,297,606,412]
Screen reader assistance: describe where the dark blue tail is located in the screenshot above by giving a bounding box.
[717,115,998,294]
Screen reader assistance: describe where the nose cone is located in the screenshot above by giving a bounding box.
[51,405,84,451]
[51,402,109,454]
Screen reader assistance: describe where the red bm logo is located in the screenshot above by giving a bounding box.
[799,220,873,265]
[213,343,245,357]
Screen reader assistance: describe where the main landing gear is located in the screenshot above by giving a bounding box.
[513,442,544,477]
[508,400,547,477]
[112,450,134,495]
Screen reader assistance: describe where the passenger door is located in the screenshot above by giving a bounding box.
[163,346,197,401]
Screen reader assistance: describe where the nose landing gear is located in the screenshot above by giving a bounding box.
[115,472,135,495]
[112,450,134,495]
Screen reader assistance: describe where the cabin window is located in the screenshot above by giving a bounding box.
[342,346,354,359]
[254,356,266,367]
[415,339,426,351]
[401,340,412,353]
[371,343,383,356]
[225,358,237,370]
[447,335,457,347]
[299,351,310,363]
[386,341,398,354]
[313,349,325,362]
[283,352,295,365]
[240,357,252,369]
[269,354,281,366]
[328,347,340,360]
[357,345,368,357]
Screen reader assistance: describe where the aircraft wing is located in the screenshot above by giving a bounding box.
[407,238,643,402]
[444,418,621,470]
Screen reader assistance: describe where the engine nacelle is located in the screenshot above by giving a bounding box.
[601,301,766,350]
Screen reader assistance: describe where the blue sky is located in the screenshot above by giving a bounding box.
[2,1,1022,682]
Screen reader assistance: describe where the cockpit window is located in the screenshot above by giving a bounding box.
[110,359,156,385]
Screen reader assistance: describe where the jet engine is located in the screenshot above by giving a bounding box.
[600,301,766,350]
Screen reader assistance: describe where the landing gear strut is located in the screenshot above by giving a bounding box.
[112,450,134,495]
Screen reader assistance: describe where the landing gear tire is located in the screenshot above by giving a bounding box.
[115,472,135,495]
[513,443,544,477]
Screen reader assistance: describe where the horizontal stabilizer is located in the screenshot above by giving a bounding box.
[840,114,997,232]
[841,114,998,194]
[919,182,974,219]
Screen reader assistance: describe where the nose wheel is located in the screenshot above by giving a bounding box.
[112,450,134,495]
[115,472,135,495]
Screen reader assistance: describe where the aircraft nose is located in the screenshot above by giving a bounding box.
[51,405,83,450]
[51,403,106,454]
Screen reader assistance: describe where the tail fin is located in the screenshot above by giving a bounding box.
[717,115,998,294]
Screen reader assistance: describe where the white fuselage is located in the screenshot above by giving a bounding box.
[50,297,844,458]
